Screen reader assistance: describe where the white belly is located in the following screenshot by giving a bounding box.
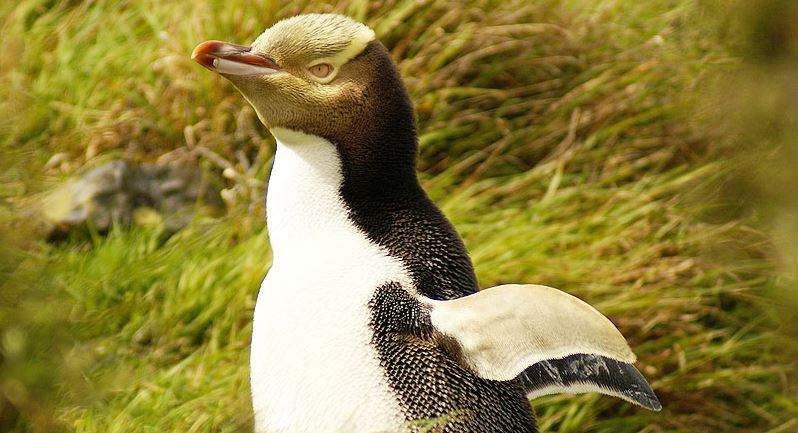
[250,128,411,433]
[251,245,408,433]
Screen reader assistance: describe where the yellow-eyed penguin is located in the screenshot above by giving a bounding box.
[192,13,660,433]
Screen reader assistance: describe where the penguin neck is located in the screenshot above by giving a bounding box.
[266,127,422,261]
[266,126,477,299]
[333,114,421,202]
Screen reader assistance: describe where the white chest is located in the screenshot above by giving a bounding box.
[250,128,411,433]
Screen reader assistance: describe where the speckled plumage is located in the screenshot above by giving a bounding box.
[369,284,538,431]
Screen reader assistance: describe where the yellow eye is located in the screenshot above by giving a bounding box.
[308,63,334,79]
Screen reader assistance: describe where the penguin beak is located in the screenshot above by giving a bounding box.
[192,40,281,76]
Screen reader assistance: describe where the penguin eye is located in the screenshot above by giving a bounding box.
[308,63,334,80]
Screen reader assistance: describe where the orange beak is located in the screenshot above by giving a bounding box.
[191,40,280,76]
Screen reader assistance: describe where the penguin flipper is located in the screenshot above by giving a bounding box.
[519,353,661,410]
[424,284,661,411]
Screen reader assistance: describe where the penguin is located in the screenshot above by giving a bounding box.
[192,13,660,433]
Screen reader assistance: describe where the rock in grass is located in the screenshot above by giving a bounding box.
[42,160,222,239]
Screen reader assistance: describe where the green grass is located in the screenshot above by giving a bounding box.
[2,0,796,432]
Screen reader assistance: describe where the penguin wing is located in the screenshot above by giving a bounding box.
[424,284,661,411]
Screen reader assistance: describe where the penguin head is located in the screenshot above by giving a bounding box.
[192,14,407,144]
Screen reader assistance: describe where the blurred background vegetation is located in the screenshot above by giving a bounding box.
[1,0,796,432]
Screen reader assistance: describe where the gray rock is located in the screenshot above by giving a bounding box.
[43,159,222,238]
